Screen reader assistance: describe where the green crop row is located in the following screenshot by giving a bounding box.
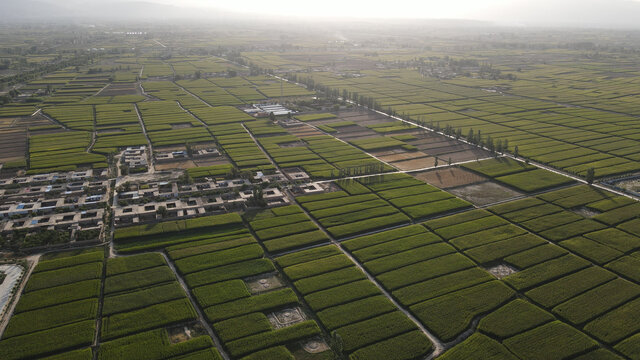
[184,259,275,288]
[0,320,95,360]
[168,237,256,261]
[101,298,197,340]
[25,262,103,293]
[411,281,514,342]
[15,279,101,313]
[34,250,104,273]
[97,328,217,360]
[204,288,298,322]
[106,253,166,276]
[175,244,264,274]
[192,280,251,308]
[4,298,98,339]
[103,282,186,316]
[104,266,176,295]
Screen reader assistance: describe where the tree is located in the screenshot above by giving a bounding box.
[269,112,276,123]
[586,168,595,185]
[514,145,519,158]
[448,157,452,166]
[156,206,167,218]
[194,70,201,79]
[434,157,439,167]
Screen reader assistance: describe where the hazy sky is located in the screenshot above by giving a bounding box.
[146,0,640,23]
[6,0,640,28]
[154,0,514,18]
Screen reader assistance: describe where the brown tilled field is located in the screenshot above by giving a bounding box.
[0,129,26,162]
[448,181,522,206]
[412,167,486,188]
[391,157,436,170]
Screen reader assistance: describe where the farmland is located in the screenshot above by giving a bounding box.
[1,21,640,360]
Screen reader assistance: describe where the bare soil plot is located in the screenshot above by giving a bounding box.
[193,158,231,167]
[448,181,522,206]
[287,124,324,138]
[0,129,27,162]
[413,167,487,188]
[376,151,429,163]
[443,149,492,163]
[155,160,196,170]
[99,82,138,96]
[391,157,437,171]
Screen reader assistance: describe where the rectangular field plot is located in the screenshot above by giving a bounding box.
[0,248,105,359]
[276,245,433,359]
[296,189,410,239]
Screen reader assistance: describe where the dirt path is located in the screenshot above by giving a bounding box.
[173,82,213,108]
[241,123,282,173]
[160,253,231,360]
